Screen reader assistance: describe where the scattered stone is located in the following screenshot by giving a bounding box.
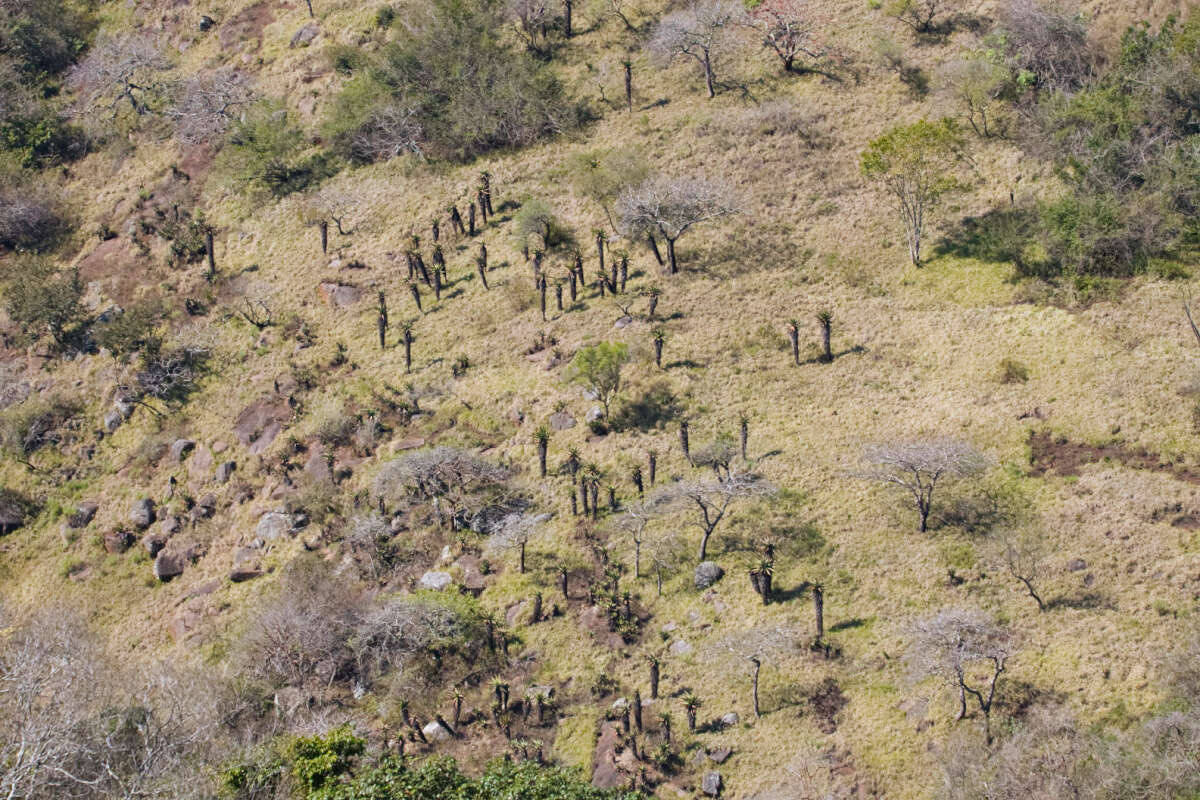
[211,440,228,454]
[611,697,629,710]
[68,501,99,528]
[189,446,214,480]
[669,639,693,656]
[708,748,733,764]
[290,21,320,47]
[508,405,525,425]
[103,409,124,433]
[1067,558,1087,571]
[198,14,215,30]
[160,516,181,535]
[304,449,332,482]
[422,720,451,742]
[613,315,633,329]
[153,551,185,581]
[585,406,603,423]
[187,579,222,598]
[167,608,200,642]
[191,494,217,522]
[548,411,576,430]
[234,401,290,455]
[719,712,739,727]
[694,561,725,589]
[103,530,135,554]
[142,534,167,557]
[170,439,196,462]
[130,498,156,530]
[662,621,678,633]
[419,571,453,591]
[701,771,723,797]
[214,461,236,484]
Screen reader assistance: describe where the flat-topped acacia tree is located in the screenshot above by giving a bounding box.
[616,175,737,274]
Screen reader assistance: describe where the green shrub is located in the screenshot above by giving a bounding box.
[93,303,162,359]
[323,0,583,163]
[997,358,1029,384]
[512,198,574,252]
[221,100,336,199]
[2,257,84,347]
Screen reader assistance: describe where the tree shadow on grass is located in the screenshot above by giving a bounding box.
[1046,591,1117,611]
[934,207,1038,267]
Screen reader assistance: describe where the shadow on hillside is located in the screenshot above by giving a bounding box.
[799,345,865,366]
[1047,591,1116,612]
[771,581,812,604]
[934,207,1037,266]
[829,617,869,633]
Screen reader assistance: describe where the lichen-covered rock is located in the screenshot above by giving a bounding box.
[694,561,725,589]
[153,551,185,581]
[67,501,99,529]
[170,439,196,462]
[103,530,135,553]
[701,771,723,797]
[130,498,156,530]
[419,571,453,591]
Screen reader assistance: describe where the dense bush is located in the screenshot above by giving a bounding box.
[1026,15,1200,275]
[221,100,336,199]
[0,181,69,252]
[222,731,647,800]
[2,257,84,347]
[323,0,583,162]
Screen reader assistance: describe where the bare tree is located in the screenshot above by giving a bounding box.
[348,102,424,162]
[0,609,102,799]
[350,596,471,684]
[907,608,1015,743]
[748,0,839,76]
[885,0,959,34]
[615,175,737,274]
[654,469,776,561]
[940,57,1012,138]
[612,494,671,577]
[648,0,746,99]
[856,439,988,532]
[69,34,171,117]
[167,68,255,145]
[993,528,1047,611]
[996,0,1096,94]
[373,446,510,527]
[716,626,801,717]
[344,514,398,581]
[487,512,551,574]
[240,562,365,689]
[508,0,555,51]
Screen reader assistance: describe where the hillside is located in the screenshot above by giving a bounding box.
[2,0,1200,797]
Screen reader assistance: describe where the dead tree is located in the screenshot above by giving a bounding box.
[647,0,746,99]
[616,175,737,274]
[856,439,989,532]
[653,470,776,562]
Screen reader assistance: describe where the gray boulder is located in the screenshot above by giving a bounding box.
[548,411,576,430]
[422,720,451,742]
[701,771,723,797]
[214,461,236,484]
[419,571,453,591]
[694,561,725,589]
[153,551,185,582]
[720,712,739,727]
[68,501,99,529]
[169,439,196,462]
[142,534,167,557]
[256,511,294,541]
[130,498,156,530]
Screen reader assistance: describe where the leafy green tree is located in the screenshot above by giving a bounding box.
[2,257,84,349]
[567,342,630,419]
[861,118,965,266]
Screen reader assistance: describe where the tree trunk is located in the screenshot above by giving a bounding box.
[632,466,643,495]
[519,541,526,574]
[740,419,748,460]
[686,706,697,733]
[698,528,712,562]
[377,314,386,350]
[532,591,541,621]
[813,584,824,640]
[654,338,663,368]
[648,451,656,485]
[477,191,488,225]
[569,489,577,516]
[539,278,547,320]
[648,293,658,319]
[918,499,930,533]
[555,283,563,311]
[633,690,642,732]
[563,0,572,37]
[404,329,413,373]
[625,61,633,112]
[751,659,761,717]
[679,420,690,462]
[789,327,799,366]
[666,237,678,274]
[205,231,215,280]
[432,218,439,243]
[821,321,832,362]
[433,269,442,301]
[619,257,628,292]
[568,269,577,302]
[410,284,422,313]
[305,0,313,17]
[319,220,328,254]
[647,233,664,265]
[590,482,599,520]
[703,50,715,98]
[559,567,569,599]
[468,203,476,236]
[538,440,548,477]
